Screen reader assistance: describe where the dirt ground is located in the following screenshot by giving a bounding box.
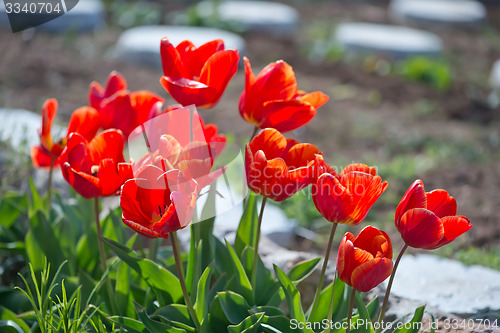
[1,1,500,330]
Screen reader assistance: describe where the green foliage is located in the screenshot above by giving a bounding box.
[396,57,452,91]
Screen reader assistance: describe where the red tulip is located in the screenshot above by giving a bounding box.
[98,90,164,137]
[31,99,100,167]
[88,71,127,110]
[120,165,198,238]
[395,180,472,250]
[312,162,388,225]
[159,38,239,109]
[337,226,393,292]
[59,130,133,198]
[239,57,329,132]
[245,128,319,201]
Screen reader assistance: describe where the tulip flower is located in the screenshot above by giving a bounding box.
[312,162,388,225]
[160,38,239,109]
[337,226,393,293]
[245,128,319,202]
[120,165,198,238]
[31,99,100,167]
[88,71,127,110]
[239,57,329,133]
[395,179,472,250]
[59,130,133,198]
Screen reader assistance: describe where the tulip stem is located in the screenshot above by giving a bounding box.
[47,157,55,204]
[323,273,338,333]
[94,197,116,314]
[376,243,409,333]
[171,231,201,331]
[346,288,356,333]
[308,222,338,321]
[251,196,268,290]
[250,126,259,140]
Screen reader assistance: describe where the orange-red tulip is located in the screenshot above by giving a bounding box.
[245,128,319,201]
[160,38,239,109]
[120,165,198,238]
[59,130,133,198]
[312,161,388,225]
[337,226,393,292]
[31,99,100,167]
[239,57,329,132]
[395,180,472,250]
[88,71,127,110]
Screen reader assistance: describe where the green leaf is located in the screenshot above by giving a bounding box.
[273,265,308,328]
[352,291,375,333]
[135,303,185,333]
[249,306,284,317]
[0,306,30,332]
[366,297,380,321]
[234,193,258,256]
[193,185,216,269]
[102,237,183,305]
[185,237,202,300]
[214,237,233,276]
[155,304,194,328]
[208,294,231,332]
[108,316,146,332]
[262,315,304,333]
[25,211,65,272]
[76,234,98,273]
[225,240,254,303]
[228,312,265,333]
[287,257,321,285]
[392,306,426,333]
[194,263,213,323]
[0,192,28,229]
[240,246,279,305]
[115,261,135,317]
[217,291,251,325]
[28,178,44,217]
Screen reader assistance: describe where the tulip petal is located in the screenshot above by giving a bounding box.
[120,179,153,228]
[62,163,101,199]
[426,189,457,218]
[351,258,393,292]
[198,49,239,108]
[248,128,288,160]
[337,235,355,286]
[160,76,217,108]
[432,216,472,249]
[187,39,225,78]
[31,145,57,168]
[299,91,329,108]
[284,143,319,169]
[161,37,185,78]
[312,173,353,223]
[353,226,393,259]
[395,180,427,228]
[88,130,125,164]
[340,163,377,177]
[259,99,316,132]
[97,160,133,196]
[66,106,100,141]
[399,208,444,249]
[131,91,164,128]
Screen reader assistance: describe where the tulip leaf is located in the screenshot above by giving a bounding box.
[101,237,183,305]
[287,257,321,285]
[366,297,380,321]
[225,240,254,303]
[193,184,216,268]
[107,316,146,331]
[185,236,202,299]
[28,178,45,217]
[217,291,252,324]
[115,261,135,318]
[0,192,28,229]
[0,306,30,333]
[392,305,426,333]
[208,294,232,332]
[235,193,258,256]
[240,246,279,305]
[273,265,311,332]
[262,315,304,333]
[154,304,194,329]
[194,263,213,324]
[228,312,265,333]
[352,291,375,333]
[135,303,185,333]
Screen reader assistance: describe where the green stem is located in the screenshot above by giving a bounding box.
[47,157,55,204]
[323,273,338,333]
[149,238,160,261]
[94,197,116,314]
[346,288,356,333]
[376,244,409,333]
[251,197,268,290]
[171,231,201,331]
[250,126,259,140]
[308,222,338,321]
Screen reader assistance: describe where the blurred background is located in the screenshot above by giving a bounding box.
[1,0,500,269]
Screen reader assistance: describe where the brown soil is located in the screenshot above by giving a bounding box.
[1,1,500,330]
